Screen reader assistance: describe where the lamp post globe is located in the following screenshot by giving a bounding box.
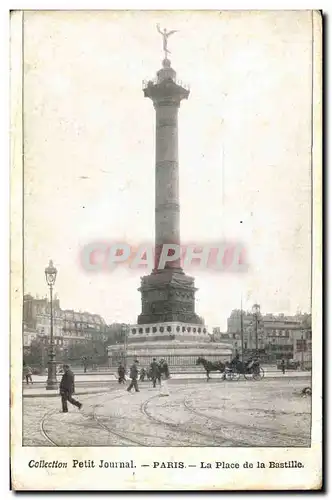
[252,303,260,316]
[45,260,58,390]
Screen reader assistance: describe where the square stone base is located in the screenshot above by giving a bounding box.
[137,270,202,325]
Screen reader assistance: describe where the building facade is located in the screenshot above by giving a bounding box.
[23,326,38,354]
[227,309,265,352]
[23,294,108,353]
[226,309,312,364]
[292,328,312,369]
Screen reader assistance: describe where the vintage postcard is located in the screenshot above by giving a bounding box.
[10,10,322,491]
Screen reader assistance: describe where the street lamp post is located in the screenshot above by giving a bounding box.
[240,297,244,364]
[252,304,261,354]
[121,323,128,368]
[301,331,305,370]
[45,260,58,390]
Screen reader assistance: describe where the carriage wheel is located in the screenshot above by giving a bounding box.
[253,367,264,380]
[230,371,240,381]
[244,371,253,380]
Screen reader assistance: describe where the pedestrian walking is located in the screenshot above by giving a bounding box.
[159,359,170,397]
[23,364,33,385]
[281,358,286,375]
[127,359,140,393]
[118,363,126,384]
[59,364,82,413]
[139,367,146,382]
[82,356,88,373]
[149,358,160,388]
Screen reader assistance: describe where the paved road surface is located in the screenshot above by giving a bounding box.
[23,377,311,447]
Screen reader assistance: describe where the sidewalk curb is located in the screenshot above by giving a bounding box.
[23,388,109,398]
[23,374,310,398]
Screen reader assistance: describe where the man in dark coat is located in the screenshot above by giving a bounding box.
[59,364,82,413]
[139,368,146,382]
[82,356,88,373]
[230,352,240,371]
[118,363,126,384]
[23,364,33,384]
[150,358,160,388]
[281,358,286,375]
[127,359,140,393]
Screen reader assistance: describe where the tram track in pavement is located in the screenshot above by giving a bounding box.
[140,391,248,446]
[40,388,194,447]
[91,402,147,446]
[92,387,192,447]
[40,408,61,446]
[182,394,310,446]
[39,390,143,446]
[40,384,309,447]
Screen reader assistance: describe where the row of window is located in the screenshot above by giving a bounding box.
[37,317,62,325]
[34,307,103,323]
[232,331,311,341]
[36,316,103,330]
[62,322,102,330]
[39,338,86,346]
[37,330,103,342]
[131,326,207,335]
[38,327,104,339]
[235,339,292,347]
[269,344,293,351]
[296,340,312,351]
[266,330,290,337]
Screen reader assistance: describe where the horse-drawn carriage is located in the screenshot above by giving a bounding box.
[224,359,264,381]
[196,356,264,381]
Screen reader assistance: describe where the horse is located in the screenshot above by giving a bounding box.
[196,357,226,381]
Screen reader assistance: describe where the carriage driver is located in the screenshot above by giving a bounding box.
[230,352,240,370]
[246,354,259,370]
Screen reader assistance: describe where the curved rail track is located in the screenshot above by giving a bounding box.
[91,404,146,446]
[39,386,309,447]
[140,392,249,446]
[40,408,60,446]
[183,394,309,445]
[39,391,146,446]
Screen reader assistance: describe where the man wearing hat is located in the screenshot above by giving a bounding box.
[127,359,140,393]
[59,364,82,413]
[149,357,160,388]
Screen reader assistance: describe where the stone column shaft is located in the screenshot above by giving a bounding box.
[155,103,181,269]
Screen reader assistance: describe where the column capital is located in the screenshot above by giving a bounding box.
[143,79,189,107]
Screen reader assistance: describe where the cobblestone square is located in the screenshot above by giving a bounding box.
[23,377,311,447]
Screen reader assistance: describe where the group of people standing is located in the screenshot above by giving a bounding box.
[117,358,170,396]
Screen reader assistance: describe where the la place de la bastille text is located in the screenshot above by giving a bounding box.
[28,460,304,470]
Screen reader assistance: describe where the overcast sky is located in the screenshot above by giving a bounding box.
[23,10,313,329]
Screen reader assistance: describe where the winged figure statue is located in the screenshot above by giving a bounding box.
[157,24,178,58]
